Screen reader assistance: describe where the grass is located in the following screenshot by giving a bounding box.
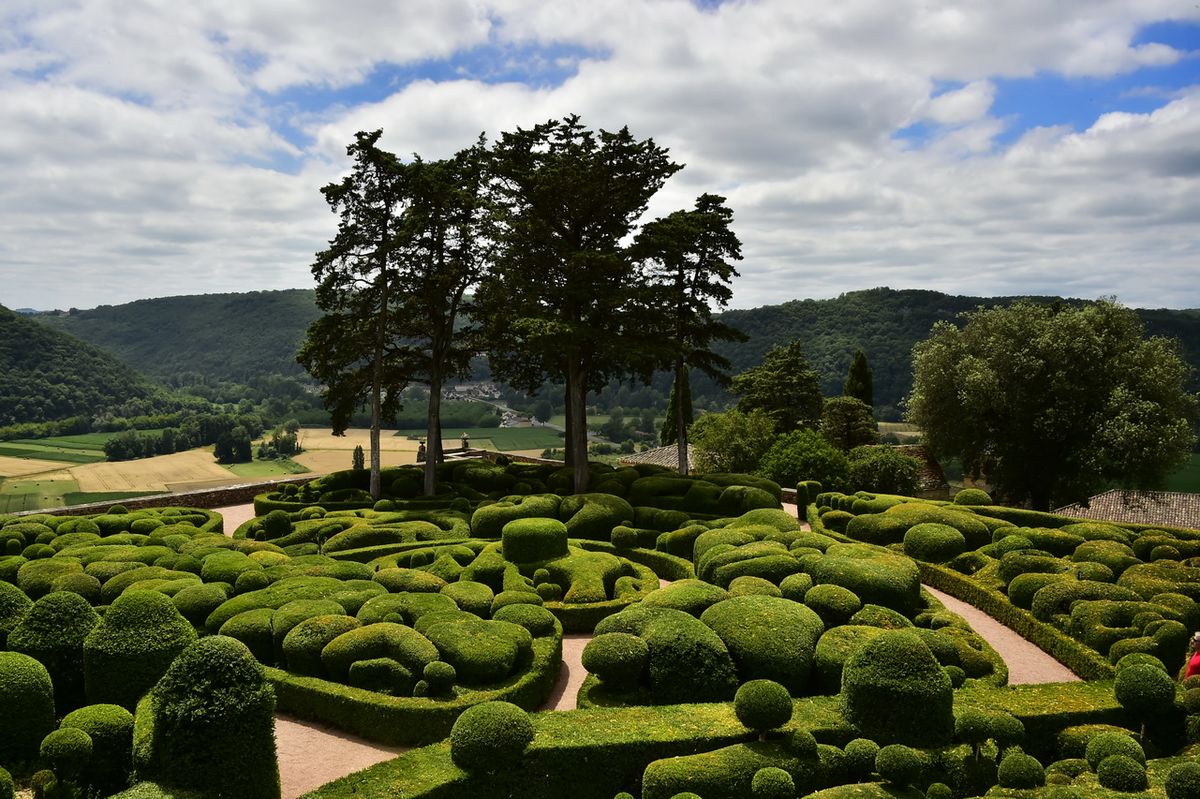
[0,477,80,513]
[393,427,564,452]
[223,458,311,478]
[0,444,104,464]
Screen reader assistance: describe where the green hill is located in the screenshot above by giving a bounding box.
[36,289,321,383]
[0,305,164,428]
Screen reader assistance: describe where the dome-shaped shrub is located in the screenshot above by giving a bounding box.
[171,583,229,628]
[750,766,794,799]
[841,630,952,746]
[1097,754,1147,791]
[39,728,91,779]
[8,590,99,711]
[903,523,967,563]
[582,632,649,690]
[0,651,55,764]
[60,703,134,796]
[874,744,921,787]
[804,583,862,627]
[954,488,992,505]
[842,738,880,780]
[492,603,558,637]
[734,679,793,734]
[997,752,1044,788]
[1167,761,1200,799]
[0,580,32,649]
[449,701,535,772]
[422,660,456,695]
[282,614,361,677]
[701,596,824,694]
[83,590,197,710]
[49,572,102,605]
[135,636,278,799]
[1085,731,1145,771]
[500,517,569,563]
[925,783,952,799]
[1114,662,1176,721]
[0,766,12,799]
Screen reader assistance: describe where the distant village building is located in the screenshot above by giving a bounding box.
[1056,490,1200,532]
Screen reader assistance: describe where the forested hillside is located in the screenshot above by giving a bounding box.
[37,289,321,382]
[0,304,168,429]
[31,287,1200,419]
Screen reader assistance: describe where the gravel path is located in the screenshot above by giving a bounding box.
[211,500,1076,798]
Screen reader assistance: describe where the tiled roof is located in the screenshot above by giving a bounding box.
[618,444,696,471]
[1056,489,1200,532]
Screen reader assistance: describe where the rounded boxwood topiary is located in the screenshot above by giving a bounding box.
[136,636,278,799]
[582,632,649,690]
[40,727,92,778]
[491,603,557,637]
[500,517,569,563]
[449,701,535,772]
[925,783,952,799]
[804,583,862,627]
[60,703,134,795]
[997,752,1044,788]
[702,595,824,694]
[1097,754,1147,791]
[170,583,229,628]
[1167,761,1200,799]
[422,660,457,695]
[874,744,921,787]
[320,622,440,684]
[423,618,531,685]
[0,766,11,799]
[1114,662,1176,723]
[8,590,100,712]
[0,651,55,765]
[282,614,361,677]
[734,679,793,734]
[954,488,992,505]
[49,572,102,605]
[903,523,967,563]
[750,766,794,799]
[842,738,880,780]
[840,630,953,747]
[83,590,198,710]
[1085,731,1145,771]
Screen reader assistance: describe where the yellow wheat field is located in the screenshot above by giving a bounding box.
[0,456,73,478]
[296,428,422,452]
[71,450,237,492]
[292,449,418,474]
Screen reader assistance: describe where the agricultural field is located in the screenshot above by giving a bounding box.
[222,459,311,479]
[393,426,565,451]
[877,421,922,440]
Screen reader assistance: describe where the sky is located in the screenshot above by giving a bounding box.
[1,0,1198,313]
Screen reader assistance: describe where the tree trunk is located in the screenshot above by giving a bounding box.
[369,378,382,500]
[675,360,689,476]
[563,383,575,467]
[566,361,589,493]
[424,366,442,497]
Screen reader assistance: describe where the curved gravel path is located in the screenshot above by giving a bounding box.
[213,500,1078,798]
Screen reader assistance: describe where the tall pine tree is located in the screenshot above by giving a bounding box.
[843,349,874,408]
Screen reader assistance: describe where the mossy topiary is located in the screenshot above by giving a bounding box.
[1097,754,1147,791]
[60,703,134,795]
[804,583,862,627]
[734,680,793,735]
[491,603,557,637]
[702,595,824,694]
[423,618,531,685]
[954,488,992,505]
[874,744,921,787]
[0,766,11,799]
[320,622,440,684]
[1114,662,1177,723]
[448,701,535,772]
[8,590,99,712]
[0,651,56,765]
[582,632,649,690]
[84,590,197,710]
[500,517,570,563]
[135,636,278,799]
[281,614,361,677]
[997,752,1044,789]
[40,727,92,779]
[1167,761,1200,799]
[842,738,880,781]
[750,766,794,799]
[840,630,953,746]
[1085,731,1145,771]
[903,523,967,563]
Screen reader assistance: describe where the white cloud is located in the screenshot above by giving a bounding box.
[0,0,1198,313]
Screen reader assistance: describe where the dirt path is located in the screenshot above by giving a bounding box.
[923,585,1079,684]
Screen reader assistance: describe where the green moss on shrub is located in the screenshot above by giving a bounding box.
[0,651,55,765]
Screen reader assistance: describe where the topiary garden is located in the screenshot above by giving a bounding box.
[3,465,1200,798]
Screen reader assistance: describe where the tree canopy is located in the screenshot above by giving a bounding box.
[730,340,824,433]
[907,300,1198,510]
[820,396,878,452]
[843,349,874,408]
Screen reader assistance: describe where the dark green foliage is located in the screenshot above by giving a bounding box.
[84,590,197,710]
[750,766,794,799]
[49,572,102,604]
[641,580,731,617]
[845,446,921,496]
[170,583,229,628]
[756,430,849,493]
[582,633,649,690]
[840,630,953,746]
[813,625,885,694]
[924,783,952,799]
[690,410,780,475]
[448,701,534,772]
[8,591,99,712]
[954,489,992,506]
[60,703,134,796]
[440,581,494,617]
[492,603,558,637]
[996,752,1044,788]
[821,397,877,452]
[321,622,440,684]
[594,606,738,703]
[849,604,912,630]
[219,608,276,664]
[281,614,361,677]
[806,544,921,614]
[1114,662,1176,721]
[135,636,279,799]
[1096,754,1147,791]
[18,559,85,600]
[424,618,531,685]
[0,766,10,799]
[874,744,921,787]
[502,517,569,562]
[843,350,874,407]
[804,583,862,627]
[701,595,824,693]
[471,495,563,537]
[560,494,637,539]
[733,680,792,734]
[819,510,853,534]
[642,740,821,799]
[1167,761,1200,799]
[0,579,32,648]
[40,727,91,779]
[842,738,880,780]
[731,340,824,433]
[902,523,966,563]
[1030,580,1141,622]
[1084,731,1145,771]
[0,651,55,765]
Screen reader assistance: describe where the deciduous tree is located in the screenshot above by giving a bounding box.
[907,300,1197,510]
